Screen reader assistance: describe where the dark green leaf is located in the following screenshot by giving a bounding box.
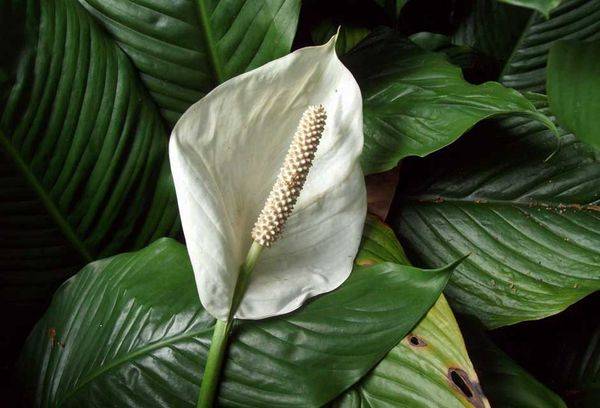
[0,0,181,366]
[482,294,600,406]
[311,20,370,55]
[500,0,600,92]
[78,0,301,126]
[1,0,301,370]
[19,219,457,407]
[547,40,600,150]
[373,0,408,19]
[390,95,600,328]
[548,320,600,406]
[344,29,556,174]
[462,321,567,408]
[495,0,561,16]
[547,321,600,406]
[452,0,531,63]
[409,32,498,81]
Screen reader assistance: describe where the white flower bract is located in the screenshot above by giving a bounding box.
[169,37,366,320]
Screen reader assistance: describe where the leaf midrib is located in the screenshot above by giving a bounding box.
[0,130,94,263]
[57,325,215,406]
[404,195,600,213]
[196,0,224,84]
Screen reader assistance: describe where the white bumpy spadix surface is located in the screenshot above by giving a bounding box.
[169,36,366,320]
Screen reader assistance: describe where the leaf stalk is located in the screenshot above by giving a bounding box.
[197,241,263,407]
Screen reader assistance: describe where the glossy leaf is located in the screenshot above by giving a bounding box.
[78,0,301,125]
[1,0,302,368]
[500,0,600,92]
[391,95,600,328]
[334,219,489,407]
[332,296,489,408]
[19,220,457,407]
[343,29,556,174]
[463,322,567,408]
[547,40,600,150]
[408,32,495,80]
[496,0,561,16]
[0,0,180,364]
[452,0,531,63]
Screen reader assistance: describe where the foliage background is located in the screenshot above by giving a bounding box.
[1,0,599,406]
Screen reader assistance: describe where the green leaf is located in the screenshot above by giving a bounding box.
[452,0,532,63]
[548,321,600,406]
[1,0,301,374]
[0,0,180,364]
[332,218,488,407]
[344,29,556,175]
[500,0,600,92]
[333,293,488,407]
[550,323,600,406]
[390,95,600,328]
[409,32,497,80]
[311,20,371,55]
[78,0,301,126]
[547,40,600,151]
[19,219,458,407]
[373,0,408,19]
[462,322,567,408]
[495,0,561,16]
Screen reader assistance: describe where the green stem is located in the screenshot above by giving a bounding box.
[197,241,263,408]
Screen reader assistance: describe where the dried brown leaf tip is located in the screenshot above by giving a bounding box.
[252,105,327,247]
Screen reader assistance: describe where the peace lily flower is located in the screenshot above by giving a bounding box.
[169,35,366,406]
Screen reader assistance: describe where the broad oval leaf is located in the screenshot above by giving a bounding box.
[170,39,366,320]
[77,0,301,126]
[18,221,457,407]
[390,95,600,328]
[343,29,556,175]
[332,217,489,408]
[500,0,600,92]
[547,40,600,151]
[0,0,179,365]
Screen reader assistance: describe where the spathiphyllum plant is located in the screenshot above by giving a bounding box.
[169,37,366,406]
[7,0,600,407]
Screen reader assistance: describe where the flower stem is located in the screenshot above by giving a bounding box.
[197,241,263,408]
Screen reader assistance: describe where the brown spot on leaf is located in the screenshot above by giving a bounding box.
[406,333,427,347]
[48,327,56,347]
[356,258,377,266]
[447,368,487,408]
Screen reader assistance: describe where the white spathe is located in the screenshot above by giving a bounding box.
[169,37,366,320]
